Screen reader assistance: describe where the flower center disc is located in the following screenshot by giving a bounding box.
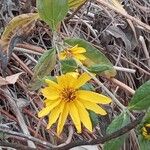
[65,50,73,58]
[145,127,150,135]
[61,88,76,102]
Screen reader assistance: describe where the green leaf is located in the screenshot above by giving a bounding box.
[34,49,56,77]
[65,38,116,78]
[80,83,95,91]
[28,80,43,91]
[104,111,130,150]
[61,58,77,73]
[107,111,130,133]
[129,80,150,110]
[89,111,99,127]
[137,109,150,127]
[28,48,56,90]
[88,64,112,74]
[36,0,68,30]
[138,135,150,150]
[43,76,57,83]
[104,136,125,150]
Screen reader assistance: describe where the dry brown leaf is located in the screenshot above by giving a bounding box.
[0,13,39,70]
[68,0,86,9]
[108,0,138,44]
[0,72,23,86]
[1,13,39,41]
[0,76,10,86]
[110,0,127,14]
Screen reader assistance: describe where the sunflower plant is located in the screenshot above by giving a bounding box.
[25,0,150,149]
[33,0,149,142]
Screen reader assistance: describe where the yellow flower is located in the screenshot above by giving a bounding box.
[38,72,111,135]
[142,124,150,140]
[59,45,86,61]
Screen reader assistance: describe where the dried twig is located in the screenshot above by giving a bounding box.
[12,53,34,76]
[56,126,74,148]
[113,66,136,74]
[111,78,135,95]
[0,141,35,150]
[0,88,36,148]
[0,126,55,149]
[14,47,42,56]
[139,36,150,67]
[96,0,150,32]
[53,113,144,150]
[0,113,144,150]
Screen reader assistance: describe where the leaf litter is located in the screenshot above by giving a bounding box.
[0,0,150,149]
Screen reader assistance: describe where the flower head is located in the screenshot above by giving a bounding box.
[142,124,150,140]
[38,72,111,135]
[59,45,86,61]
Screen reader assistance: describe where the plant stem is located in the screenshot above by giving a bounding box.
[52,31,62,75]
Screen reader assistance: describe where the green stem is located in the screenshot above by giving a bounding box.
[52,31,62,75]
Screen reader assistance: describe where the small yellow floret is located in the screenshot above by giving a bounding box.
[59,45,86,61]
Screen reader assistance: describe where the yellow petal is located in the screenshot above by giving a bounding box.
[66,72,79,79]
[74,54,86,60]
[69,102,81,133]
[59,51,66,60]
[70,45,78,51]
[145,124,150,128]
[74,100,92,132]
[57,74,76,88]
[71,46,86,54]
[38,100,61,118]
[47,101,65,129]
[142,127,147,133]
[74,72,91,89]
[66,74,77,87]
[77,90,111,104]
[143,132,147,136]
[45,79,60,89]
[44,98,53,103]
[56,75,66,87]
[41,87,59,100]
[81,100,107,115]
[57,103,69,135]
[45,99,57,107]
